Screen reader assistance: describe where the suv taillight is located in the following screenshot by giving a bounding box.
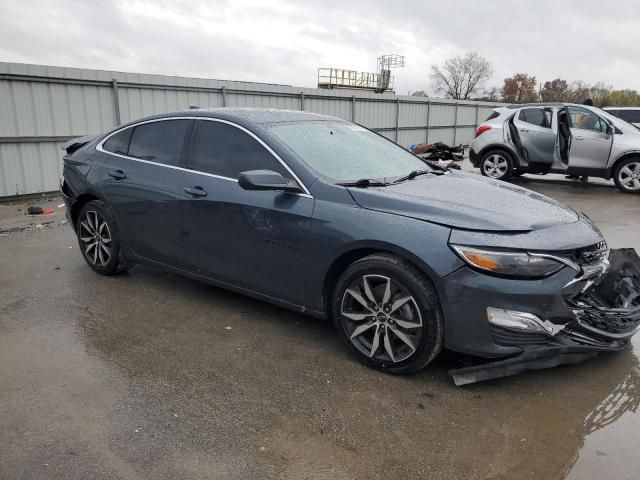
[475,125,492,138]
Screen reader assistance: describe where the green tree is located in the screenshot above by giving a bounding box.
[608,89,640,106]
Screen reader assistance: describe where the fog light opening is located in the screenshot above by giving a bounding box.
[487,308,565,336]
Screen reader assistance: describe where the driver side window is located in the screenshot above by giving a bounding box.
[193,120,291,179]
[568,107,607,133]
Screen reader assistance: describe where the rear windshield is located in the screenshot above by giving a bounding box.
[485,111,500,121]
[267,121,429,182]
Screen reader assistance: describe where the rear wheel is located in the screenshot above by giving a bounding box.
[332,254,443,375]
[613,158,640,193]
[76,200,133,275]
[480,150,514,181]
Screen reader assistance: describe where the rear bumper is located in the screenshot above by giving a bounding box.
[441,248,640,384]
[469,147,480,167]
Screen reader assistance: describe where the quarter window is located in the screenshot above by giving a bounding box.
[194,121,290,179]
[102,127,132,155]
[128,120,193,166]
[567,107,607,133]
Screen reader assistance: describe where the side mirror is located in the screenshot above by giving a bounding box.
[238,169,302,193]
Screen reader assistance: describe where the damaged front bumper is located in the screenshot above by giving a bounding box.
[450,249,640,386]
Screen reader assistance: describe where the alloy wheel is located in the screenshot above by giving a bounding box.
[340,274,423,363]
[618,162,640,191]
[483,154,509,178]
[79,210,112,267]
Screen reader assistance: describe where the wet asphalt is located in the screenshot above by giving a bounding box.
[1,171,640,480]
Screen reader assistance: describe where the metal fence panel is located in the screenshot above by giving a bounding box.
[0,62,503,197]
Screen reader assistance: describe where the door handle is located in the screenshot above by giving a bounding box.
[519,128,530,133]
[574,136,584,140]
[109,169,126,180]
[184,186,208,197]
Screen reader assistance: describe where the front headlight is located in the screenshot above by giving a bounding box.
[450,245,566,278]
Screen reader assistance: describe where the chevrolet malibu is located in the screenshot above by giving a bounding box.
[61,108,640,385]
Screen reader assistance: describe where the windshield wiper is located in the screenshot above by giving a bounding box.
[337,178,391,188]
[392,169,434,184]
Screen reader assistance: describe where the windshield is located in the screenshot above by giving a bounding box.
[267,121,430,182]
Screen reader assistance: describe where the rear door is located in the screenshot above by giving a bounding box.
[180,119,314,304]
[567,106,614,172]
[98,118,193,266]
[512,106,556,169]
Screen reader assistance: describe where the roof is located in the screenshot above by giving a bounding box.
[149,107,340,125]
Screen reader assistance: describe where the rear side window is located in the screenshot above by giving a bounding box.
[519,108,550,128]
[193,121,290,179]
[102,128,132,155]
[128,120,193,166]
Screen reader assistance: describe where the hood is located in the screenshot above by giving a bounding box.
[348,171,579,231]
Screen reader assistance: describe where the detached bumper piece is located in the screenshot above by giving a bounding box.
[450,248,640,386]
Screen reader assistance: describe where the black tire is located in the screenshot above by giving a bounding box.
[480,149,514,181]
[76,200,133,275]
[331,254,444,375]
[613,157,640,194]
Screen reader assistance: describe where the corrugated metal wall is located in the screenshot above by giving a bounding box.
[0,62,503,197]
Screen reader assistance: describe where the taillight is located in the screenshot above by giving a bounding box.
[475,125,492,138]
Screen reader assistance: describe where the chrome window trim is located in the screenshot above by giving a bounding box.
[96,116,313,198]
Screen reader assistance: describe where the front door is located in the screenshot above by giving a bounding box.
[567,106,614,173]
[513,106,556,169]
[99,118,193,266]
[181,119,314,304]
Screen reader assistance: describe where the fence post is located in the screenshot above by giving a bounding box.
[111,79,121,125]
[221,85,227,107]
[475,103,480,127]
[453,102,459,145]
[395,97,400,142]
[425,99,431,144]
[300,92,305,111]
[351,95,356,122]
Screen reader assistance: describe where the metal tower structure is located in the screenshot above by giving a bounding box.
[376,54,405,93]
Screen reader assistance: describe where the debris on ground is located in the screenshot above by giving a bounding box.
[27,205,56,216]
[410,142,465,161]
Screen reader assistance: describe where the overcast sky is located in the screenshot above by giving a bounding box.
[1,0,639,95]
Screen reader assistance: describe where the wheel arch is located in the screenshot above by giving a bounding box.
[321,242,442,316]
[478,144,523,168]
[606,151,640,180]
[70,192,102,229]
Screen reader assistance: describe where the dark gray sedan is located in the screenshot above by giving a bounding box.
[61,108,640,385]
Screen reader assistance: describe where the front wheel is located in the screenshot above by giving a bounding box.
[332,254,444,375]
[613,158,640,194]
[480,150,514,181]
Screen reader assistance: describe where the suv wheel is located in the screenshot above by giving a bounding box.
[76,200,133,275]
[480,150,514,181]
[332,254,443,374]
[613,158,640,194]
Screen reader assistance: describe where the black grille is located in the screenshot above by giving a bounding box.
[490,325,551,346]
[578,241,609,266]
[570,286,640,337]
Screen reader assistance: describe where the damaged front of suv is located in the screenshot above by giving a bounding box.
[440,214,640,386]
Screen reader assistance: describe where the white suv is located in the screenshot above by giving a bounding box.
[469,103,640,193]
[603,107,640,128]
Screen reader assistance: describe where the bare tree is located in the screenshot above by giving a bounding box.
[430,53,493,100]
